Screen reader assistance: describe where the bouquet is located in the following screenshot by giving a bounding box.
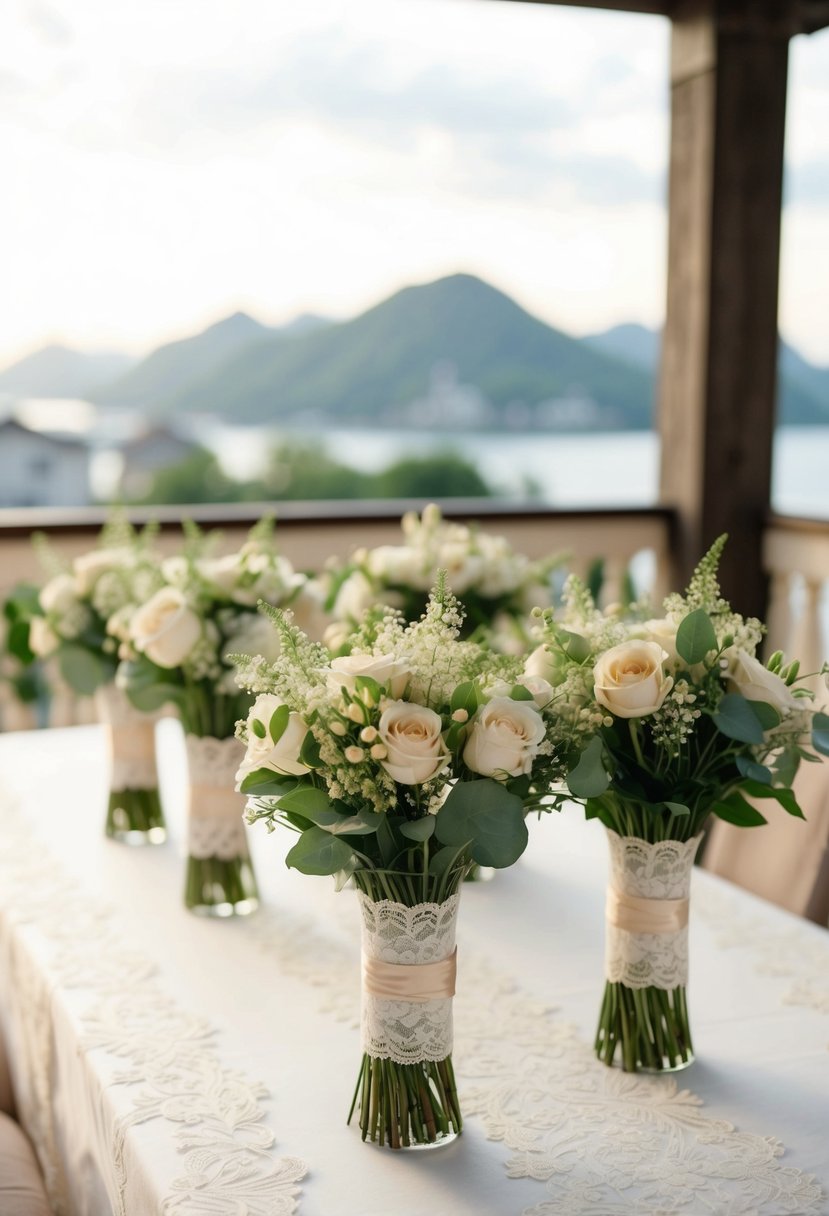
[119,519,315,913]
[235,579,567,1147]
[22,520,169,839]
[322,502,557,654]
[536,536,829,1071]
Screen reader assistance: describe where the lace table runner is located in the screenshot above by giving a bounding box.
[0,795,306,1216]
[245,899,825,1215]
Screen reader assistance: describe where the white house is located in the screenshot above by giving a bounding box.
[0,417,91,507]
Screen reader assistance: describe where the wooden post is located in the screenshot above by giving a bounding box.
[658,1,791,617]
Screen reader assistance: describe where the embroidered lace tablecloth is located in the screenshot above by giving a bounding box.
[1,723,828,1216]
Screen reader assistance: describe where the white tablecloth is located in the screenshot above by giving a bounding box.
[1,723,828,1216]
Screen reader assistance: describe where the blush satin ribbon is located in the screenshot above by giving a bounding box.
[362,948,458,1002]
[606,888,689,935]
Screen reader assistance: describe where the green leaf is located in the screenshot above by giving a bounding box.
[740,780,806,819]
[712,694,765,744]
[239,768,298,797]
[299,730,321,769]
[567,736,609,799]
[664,801,690,817]
[7,619,35,664]
[59,644,115,696]
[119,656,185,713]
[750,700,781,731]
[268,704,290,745]
[813,712,829,758]
[399,817,436,841]
[323,809,384,836]
[285,827,355,875]
[735,756,772,785]
[559,629,591,663]
[428,845,465,879]
[251,718,266,739]
[355,675,383,702]
[584,798,604,821]
[509,684,535,702]
[712,792,768,827]
[450,682,480,716]
[773,748,801,787]
[675,608,717,665]
[277,786,333,819]
[435,779,528,868]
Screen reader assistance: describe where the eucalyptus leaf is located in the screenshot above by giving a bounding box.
[239,768,298,797]
[59,644,115,696]
[675,608,717,665]
[664,801,690,817]
[773,748,801,787]
[435,779,528,868]
[559,629,591,663]
[813,712,829,757]
[567,736,609,799]
[750,700,781,731]
[399,817,436,842]
[735,756,772,785]
[285,827,355,875]
[324,810,384,836]
[450,682,480,716]
[277,786,333,819]
[428,845,464,879]
[712,694,766,744]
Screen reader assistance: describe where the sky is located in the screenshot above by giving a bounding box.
[1,0,828,370]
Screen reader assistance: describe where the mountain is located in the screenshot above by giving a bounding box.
[161,274,656,430]
[585,323,829,426]
[0,344,135,398]
[583,323,660,372]
[88,311,273,409]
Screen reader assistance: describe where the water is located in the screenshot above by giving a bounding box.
[204,423,829,519]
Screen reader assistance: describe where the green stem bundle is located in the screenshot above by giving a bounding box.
[595,981,693,1072]
[184,853,259,916]
[348,1054,462,1148]
[105,787,166,843]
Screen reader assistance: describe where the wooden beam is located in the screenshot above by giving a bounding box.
[657,2,790,618]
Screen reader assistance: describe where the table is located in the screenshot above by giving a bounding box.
[1,723,828,1216]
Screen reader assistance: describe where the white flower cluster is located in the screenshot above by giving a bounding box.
[323,503,557,652]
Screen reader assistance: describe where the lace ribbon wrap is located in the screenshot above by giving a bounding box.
[95,685,159,791]
[184,735,248,860]
[358,892,460,1066]
[604,830,704,990]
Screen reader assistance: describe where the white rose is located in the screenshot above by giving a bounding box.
[463,695,546,780]
[593,640,673,719]
[73,547,134,595]
[377,701,449,785]
[39,573,79,616]
[437,543,485,593]
[333,571,377,621]
[160,555,190,587]
[235,694,311,785]
[722,647,800,716]
[29,615,59,657]
[517,675,555,709]
[329,653,411,699]
[289,580,328,642]
[524,644,563,686]
[130,587,202,668]
[638,618,681,666]
[366,546,429,590]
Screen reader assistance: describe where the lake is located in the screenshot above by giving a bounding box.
[204,423,829,519]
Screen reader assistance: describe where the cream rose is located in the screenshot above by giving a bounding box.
[377,701,449,785]
[235,695,311,785]
[463,695,546,780]
[130,587,202,668]
[524,645,564,686]
[333,571,377,621]
[593,640,673,719]
[73,547,134,595]
[638,618,682,666]
[28,615,59,658]
[39,573,79,616]
[329,653,411,699]
[722,647,799,716]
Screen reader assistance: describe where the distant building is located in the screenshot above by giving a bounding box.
[0,417,90,507]
[118,424,201,498]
